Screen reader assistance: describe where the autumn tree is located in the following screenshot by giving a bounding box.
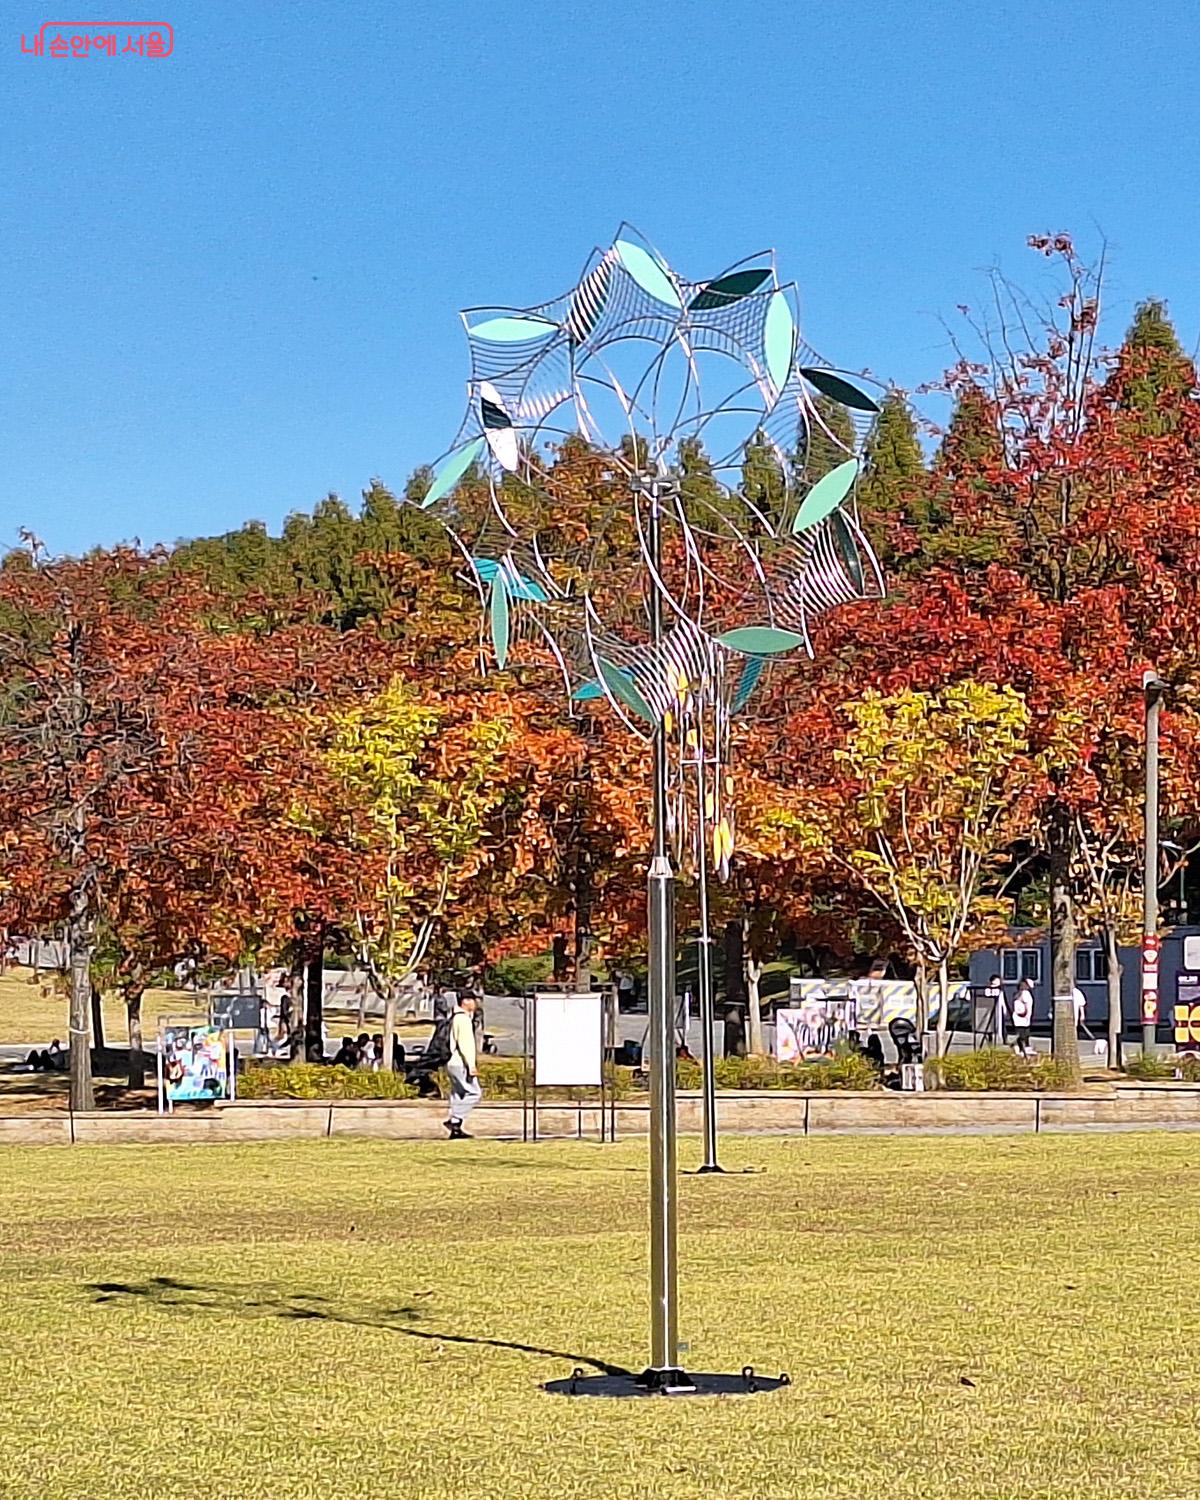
[0,545,278,1104]
[764,682,1045,1056]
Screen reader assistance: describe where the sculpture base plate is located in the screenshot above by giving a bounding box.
[543,1365,790,1398]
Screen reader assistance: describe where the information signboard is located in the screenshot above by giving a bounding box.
[533,992,603,1087]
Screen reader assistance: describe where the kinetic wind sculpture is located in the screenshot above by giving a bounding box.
[418,225,884,1394]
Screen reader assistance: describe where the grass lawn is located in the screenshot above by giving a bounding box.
[0,970,136,1047]
[0,969,429,1049]
[0,1134,1196,1499]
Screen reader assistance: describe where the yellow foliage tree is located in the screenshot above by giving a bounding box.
[765,681,1046,1055]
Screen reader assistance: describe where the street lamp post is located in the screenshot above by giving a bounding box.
[1143,670,1166,1056]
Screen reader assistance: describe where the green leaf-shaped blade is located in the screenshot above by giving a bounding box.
[472,557,548,603]
[468,315,558,342]
[765,291,795,393]
[489,578,510,670]
[730,655,764,713]
[689,268,771,310]
[792,458,859,534]
[717,627,806,656]
[615,239,682,310]
[422,438,485,508]
[799,368,880,413]
[831,510,866,592]
[599,659,656,723]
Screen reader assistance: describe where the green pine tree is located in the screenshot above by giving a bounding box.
[739,430,787,529]
[1110,298,1194,434]
[856,392,926,562]
[912,384,1013,571]
[802,395,857,483]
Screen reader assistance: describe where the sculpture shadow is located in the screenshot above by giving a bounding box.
[85,1276,631,1377]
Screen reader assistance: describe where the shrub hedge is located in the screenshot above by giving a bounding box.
[485,953,554,995]
[474,1058,636,1101]
[1123,1051,1200,1082]
[675,1052,881,1092]
[240,1046,1129,1100]
[925,1047,1076,1092]
[239,1058,634,1102]
[239,1064,417,1100]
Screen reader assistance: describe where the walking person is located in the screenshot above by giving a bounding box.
[445,994,482,1139]
[1011,977,1035,1060]
[1072,983,1093,1041]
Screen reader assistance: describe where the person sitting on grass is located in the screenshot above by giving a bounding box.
[331,1036,357,1068]
[25,1040,68,1072]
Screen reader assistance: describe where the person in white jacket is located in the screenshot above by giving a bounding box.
[445,996,482,1139]
[1011,979,1035,1059]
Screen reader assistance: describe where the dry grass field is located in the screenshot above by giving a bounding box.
[0,1132,1196,1499]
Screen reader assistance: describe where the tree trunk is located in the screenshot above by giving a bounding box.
[68,906,94,1112]
[381,988,398,1073]
[572,855,593,991]
[935,957,950,1059]
[552,934,569,983]
[1049,807,1082,1083]
[90,983,105,1051]
[305,930,325,1062]
[1104,922,1123,1070]
[286,949,306,1060]
[126,984,146,1090]
[724,920,746,1004]
[745,945,765,1056]
[915,960,929,1036]
[573,894,591,990]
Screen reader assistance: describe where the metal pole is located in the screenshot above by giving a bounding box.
[646,481,682,1380]
[693,704,721,1174]
[1143,671,1164,1056]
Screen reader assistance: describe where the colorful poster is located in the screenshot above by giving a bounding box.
[775,999,855,1061]
[162,1025,231,1103]
[1173,973,1200,1053]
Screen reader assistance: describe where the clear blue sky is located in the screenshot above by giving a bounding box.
[4,0,1200,555]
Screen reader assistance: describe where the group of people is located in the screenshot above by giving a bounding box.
[324,995,484,1137]
[983,974,1091,1059]
[330,1033,388,1070]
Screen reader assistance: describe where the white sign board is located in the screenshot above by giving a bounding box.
[1185,935,1200,972]
[533,992,603,1087]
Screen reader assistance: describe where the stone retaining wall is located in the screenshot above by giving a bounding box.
[2,1085,1199,1146]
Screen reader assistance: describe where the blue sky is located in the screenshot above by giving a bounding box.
[4,0,1200,555]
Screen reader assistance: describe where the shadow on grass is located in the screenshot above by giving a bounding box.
[0,1073,155,1113]
[85,1276,632,1376]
